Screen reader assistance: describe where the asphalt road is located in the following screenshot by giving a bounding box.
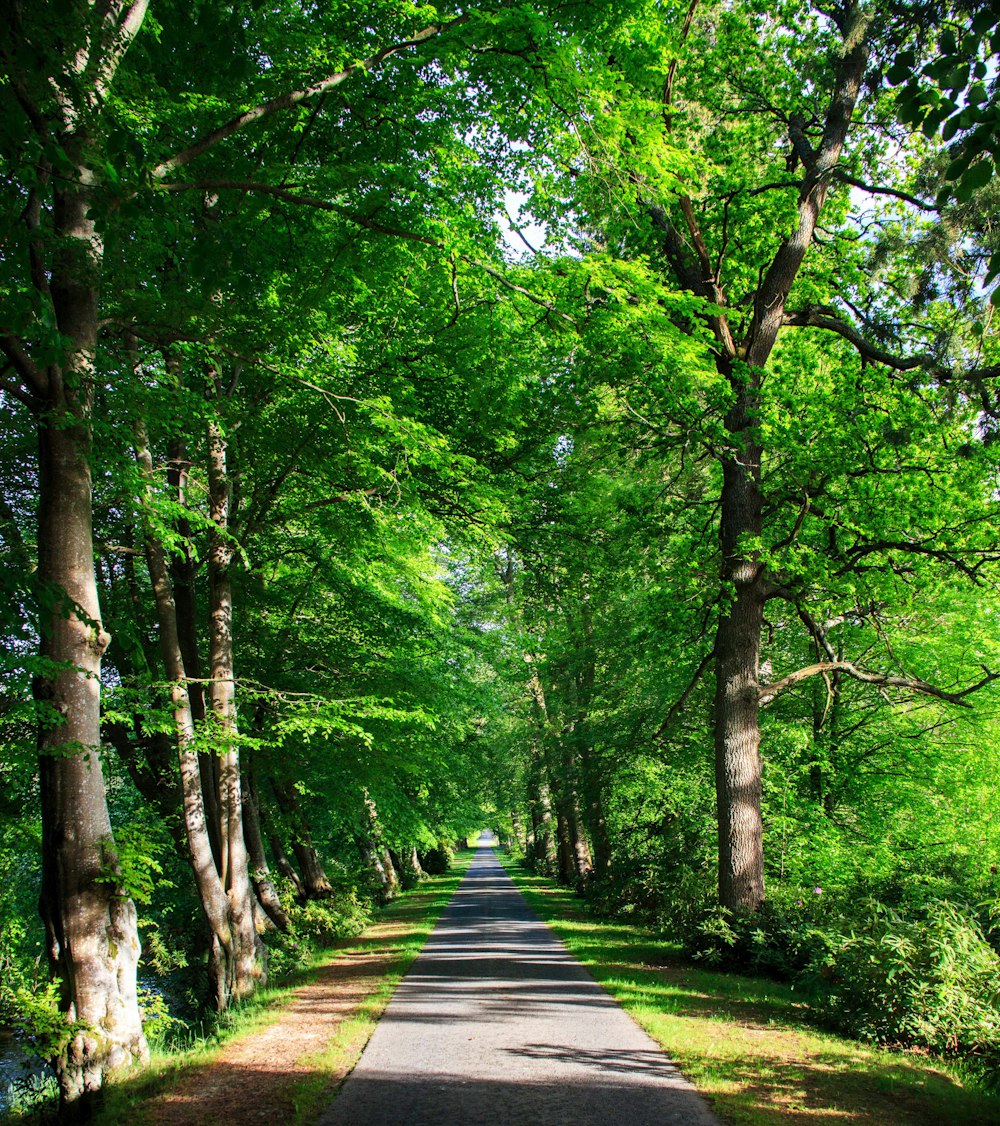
[318,844,719,1126]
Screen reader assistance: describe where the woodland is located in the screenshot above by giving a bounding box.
[1,0,1000,1116]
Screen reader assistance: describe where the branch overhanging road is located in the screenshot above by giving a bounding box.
[318,840,719,1126]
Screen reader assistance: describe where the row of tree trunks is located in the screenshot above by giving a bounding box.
[134,411,262,1010]
[526,668,594,888]
[571,602,611,880]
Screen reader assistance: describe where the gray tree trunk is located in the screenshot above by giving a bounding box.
[205,391,265,1002]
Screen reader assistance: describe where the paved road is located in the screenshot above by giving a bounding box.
[318,846,719,1126]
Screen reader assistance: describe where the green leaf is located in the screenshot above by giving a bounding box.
[972,9,997,35]
[886,61,913,87]
[945,155,971,182]
[959,159,993,196]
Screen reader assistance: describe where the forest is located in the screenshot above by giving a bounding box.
[1,0,1000,1118]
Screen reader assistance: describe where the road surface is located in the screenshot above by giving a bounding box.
[318,844,719,1126]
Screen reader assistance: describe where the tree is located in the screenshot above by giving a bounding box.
[0,2,153,1103]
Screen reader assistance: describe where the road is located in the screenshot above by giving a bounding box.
[318,845,719,1126]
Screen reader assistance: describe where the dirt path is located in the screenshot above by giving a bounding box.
[317,848,719,1126]
[141,901,442,1126]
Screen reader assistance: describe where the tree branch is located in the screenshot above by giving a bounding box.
[654,648,715,738]
[159,178,576,323]
[835,172,937,212]
[0,367,40,411]
[759,660,1000,708]
[92,0,151,101]
[151,18,467,179]
[0,335,47,399]
[783,304,930,370]
[836,538,1000,584]
[744,3,871,367]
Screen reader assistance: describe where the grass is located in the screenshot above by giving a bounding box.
[500,857,1000,1126]
[82,851,473,1126]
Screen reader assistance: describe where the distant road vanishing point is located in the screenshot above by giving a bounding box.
[318,841,719,1126]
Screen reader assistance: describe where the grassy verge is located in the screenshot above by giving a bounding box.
[88,851,472,1126]
[500,857,1000,1126]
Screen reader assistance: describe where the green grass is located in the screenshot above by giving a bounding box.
[85,852,472,1126]
[501,857,1000,1126]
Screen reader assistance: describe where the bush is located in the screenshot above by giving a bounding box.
[676,892,833,980]
[3,1070,58,1121]
[418,843,452,875]
[812,899,1000,1064]
[266,884,372,978]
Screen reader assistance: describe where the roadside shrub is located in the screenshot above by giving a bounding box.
[266,885,372,978]
[812,899,1000,1065]
[676,893,833,980]
[418,843,452,875]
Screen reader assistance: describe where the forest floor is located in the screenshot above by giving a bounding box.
[89,856,472,1126]
[501,858,1000,1126]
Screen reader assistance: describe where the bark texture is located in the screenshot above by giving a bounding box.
[205,394,265,1003]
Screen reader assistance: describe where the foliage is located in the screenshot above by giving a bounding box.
[417,844,454,876]
[888,9,999,201]
[266,886,373,979]
[814,900,1000,1065]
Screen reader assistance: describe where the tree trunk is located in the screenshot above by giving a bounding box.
[36,165,147,1107]
[167,426,225,876]
[270,778,335,899]
[532,776,558,874]
[554,803,575,885]
[712,366,766,914]
[359,793,398,900]
[205,393,265,1002]
[566,775,593,884]
[810,669,841,817]
[294,838,336,899]
[510,807,528,854]
[268,831,306,898]
[708,8,868,914]
[584,786,612,878]
[242,765,291,931]
[525,807,539,866]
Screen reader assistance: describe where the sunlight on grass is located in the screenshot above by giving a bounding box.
[502,857,1000,1126]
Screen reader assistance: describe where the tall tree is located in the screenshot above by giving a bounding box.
[0,2,153,1104]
